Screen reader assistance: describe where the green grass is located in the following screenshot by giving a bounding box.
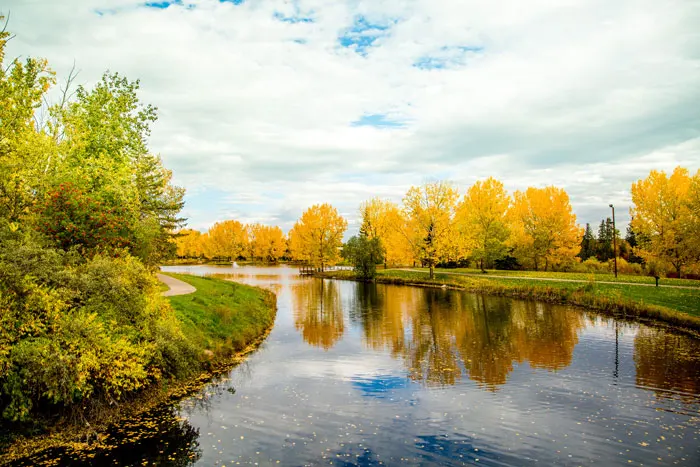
[473,277,700,317]
[407,267,700,288]
[164,273,277,357]
[318,269,700,330]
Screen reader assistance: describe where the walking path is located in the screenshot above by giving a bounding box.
[158,273,197,297]
[395,269,700,290]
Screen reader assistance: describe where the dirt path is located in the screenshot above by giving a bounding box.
[395,269,700,290]
[158,273,197,297]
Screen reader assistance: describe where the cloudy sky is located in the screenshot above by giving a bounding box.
[4,0,699,233]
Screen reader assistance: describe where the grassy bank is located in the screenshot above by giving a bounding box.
[165,273,277,357]
[412,267,700,288]
[317,269,700,331]
[1,274,276,464]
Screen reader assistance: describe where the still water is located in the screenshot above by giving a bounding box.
[25,265,700,465]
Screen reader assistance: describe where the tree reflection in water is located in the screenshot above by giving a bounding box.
[634,326,700,402]
[10,405,201,467]
[351,283,584,390]
[294,279,700,403]
[292,279,345,350]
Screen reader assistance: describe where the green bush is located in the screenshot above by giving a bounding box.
[0,236,198,422]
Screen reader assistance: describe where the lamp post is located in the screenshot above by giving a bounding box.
[609,204,617,278]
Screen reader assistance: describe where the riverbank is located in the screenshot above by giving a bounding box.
[315,269,700,332]
[1,274,277,465]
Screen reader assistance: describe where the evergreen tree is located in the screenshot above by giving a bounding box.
[625,222,644,264]
[579,223,596,260]
[596,218,614,261]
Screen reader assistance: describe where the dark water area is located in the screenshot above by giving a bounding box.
[15,265,700,466]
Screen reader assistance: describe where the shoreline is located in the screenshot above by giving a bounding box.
[1,275,277,465]
[314,270,700,336]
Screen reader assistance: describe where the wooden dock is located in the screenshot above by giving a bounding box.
[299,265,353,275]
[299,266,319,276]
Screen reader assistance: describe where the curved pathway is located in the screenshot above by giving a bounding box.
[395,269,699,290]
[158,273,197,297]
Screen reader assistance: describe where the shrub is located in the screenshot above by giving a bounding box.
[494,255,521,270]
[614,257,643,275]
[0,237,197,422]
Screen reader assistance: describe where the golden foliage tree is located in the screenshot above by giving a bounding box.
[509,186,581,271]
[175,229,203,258]
[456,177,511,271]
[359,198,413,267]
[630,167,699,278]
[288,203,347,270]
[248,224,286,263]
[401,182,460,278]
[204,220,248,260]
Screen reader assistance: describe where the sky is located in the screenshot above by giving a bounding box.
[3,0,699,234]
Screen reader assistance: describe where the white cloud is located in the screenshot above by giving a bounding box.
[3,0,699,233]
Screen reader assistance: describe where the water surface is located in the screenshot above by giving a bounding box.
[23,265,700,465]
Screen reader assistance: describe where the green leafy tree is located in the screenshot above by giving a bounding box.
[52,72,184,263]
[37,182,132,253]
[0,17,56,226]
[343,236,385,281]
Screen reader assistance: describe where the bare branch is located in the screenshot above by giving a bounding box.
[58,61,80,109]
[1,11,10,34]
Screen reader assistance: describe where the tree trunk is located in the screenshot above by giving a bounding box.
[676,264,682,279]
[480,259,485,272]
[429,262,434,279]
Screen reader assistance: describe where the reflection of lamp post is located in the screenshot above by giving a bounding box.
[614,321,619,380]
[609,204,618,278]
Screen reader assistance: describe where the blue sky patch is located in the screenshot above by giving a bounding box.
[144,0,181,8]
[413,45,484,70]
[338,15,398,55]
[352,113,406,129]
[351,375,410,399]
[274,12,314,23]
[273,0,314,23]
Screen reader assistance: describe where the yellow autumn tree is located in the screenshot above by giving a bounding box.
[688,171,700,266]
[248,224,286,263]
[456,177,511,271]
[288,203,347,270]
[359,198,413,267]
[204,219,248,260]
[630,167,699,278]
[509,186,581,271]
[401,182,460,279]
[175,229,203,258]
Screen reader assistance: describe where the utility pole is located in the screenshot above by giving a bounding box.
[609,204,618,278]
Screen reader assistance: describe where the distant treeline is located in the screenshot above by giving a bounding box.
[179,168,700,279]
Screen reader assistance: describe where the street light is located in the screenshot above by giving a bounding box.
[609,204,618,278]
